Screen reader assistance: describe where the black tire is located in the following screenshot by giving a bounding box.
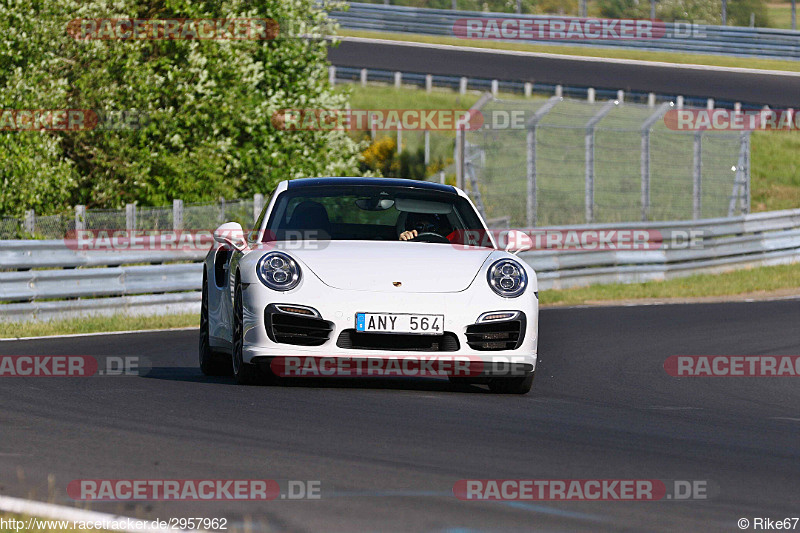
[488,372,535,395]
[232,279,261,385]
[199,272,230,376]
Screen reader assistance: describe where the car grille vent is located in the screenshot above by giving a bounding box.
[267,313,334,346]
[465,320,523,351]
[336,330,460,352]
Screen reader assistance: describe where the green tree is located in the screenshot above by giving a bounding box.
[0,0,367,215]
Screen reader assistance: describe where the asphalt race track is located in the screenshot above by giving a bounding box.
[328,39,800,108]
[1,300,799,532]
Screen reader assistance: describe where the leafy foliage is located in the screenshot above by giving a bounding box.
[0,0,368,216]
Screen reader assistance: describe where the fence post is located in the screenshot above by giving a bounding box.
[693,132,703,220]
[525,96,561,227]
[585,100,617,223]
[75,205,86,232]
[396,123,402,154]
[455,127,464,190]
[640,102,672,221]
[424,130,430,165]
[219,197,226,223]
[439,171,445,184]
[24,209,35,235]
[254,193,264,224]
[173,199,184,231]
[125,203,136,231]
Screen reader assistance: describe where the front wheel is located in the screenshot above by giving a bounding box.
[488,372,535,394]
[232,280,261,385]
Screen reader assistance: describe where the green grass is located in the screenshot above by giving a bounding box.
[539,261,800,306]
[340,29,800,72]
[751,130,800,211]
[766,2,796,29]
[0,313,198,339]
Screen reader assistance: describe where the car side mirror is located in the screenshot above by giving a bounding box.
[504,229,532,254]
[213,222,249,252]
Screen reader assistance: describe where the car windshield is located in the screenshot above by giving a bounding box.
[263,184,489,246]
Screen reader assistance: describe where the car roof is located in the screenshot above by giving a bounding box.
[286,177,457,194]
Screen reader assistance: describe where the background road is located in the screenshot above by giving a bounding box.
[1,300,799,532]
[328,39,800,108]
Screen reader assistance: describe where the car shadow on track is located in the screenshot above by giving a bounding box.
[139,366,494,393]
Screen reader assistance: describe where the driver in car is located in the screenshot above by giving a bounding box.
[399,212,451,241]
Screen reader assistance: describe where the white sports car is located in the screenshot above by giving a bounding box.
[199,177,538,394]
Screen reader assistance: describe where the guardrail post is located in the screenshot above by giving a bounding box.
[219,197,226,223]
[587,88,595,103]
[254,193,264,224]
[524,82,532,98]
[585,100,617,223]
[439,171,445,184]
[328,66,336,86]
[424,130,430,164]
[173,199,183,231]
[693,132,703,219]
[648,93,656,108]
[369,112,376,139]
[24,210,35,235]
[491,79,498,96]
[640,102,673,221]
[707,98,714,110]
[555,85,562,97]
[394,71,402,88]
[460,77,468,95]
[676,96,684,109]
[75,205,86,232]
[125,203,136,231]
[616,90,624,103]
[425,74,433,93]
[526,96,561,227]
[360,68,367,87]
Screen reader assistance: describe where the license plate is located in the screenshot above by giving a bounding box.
[356,313,444,334]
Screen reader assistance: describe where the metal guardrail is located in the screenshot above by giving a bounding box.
[333,3,800,60]
[1,208,799,321]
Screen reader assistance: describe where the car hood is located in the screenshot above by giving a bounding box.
[271,240,494,293]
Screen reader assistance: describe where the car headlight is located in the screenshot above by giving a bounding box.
[487,259,527,298]
[257,252,301,291]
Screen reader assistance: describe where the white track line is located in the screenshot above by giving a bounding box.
[340,36,800,77]
[0,327,196,342]
[0,495,202,533]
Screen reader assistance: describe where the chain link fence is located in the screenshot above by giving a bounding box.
[0,198,262,240]
[462,97,750,227]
